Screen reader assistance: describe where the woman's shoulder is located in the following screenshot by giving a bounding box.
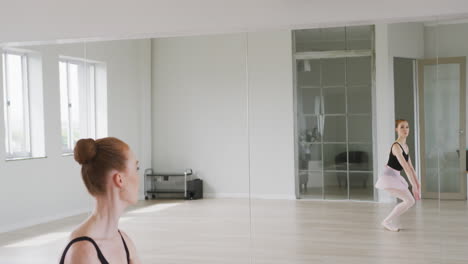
[66,241,99,263]
[119,229,141,264]
[69,223,91,240]
[391,141,409,155]
[61,232,100,264]
[391,142,403,154]
[391,142,401,150]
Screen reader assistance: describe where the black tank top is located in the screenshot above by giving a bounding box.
[59,230,130,264]
[387,142,409,171]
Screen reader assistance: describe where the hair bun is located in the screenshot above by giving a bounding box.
[74,138,97,165]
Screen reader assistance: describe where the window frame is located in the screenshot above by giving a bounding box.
[2,51,33,159]
[59,58,97,154]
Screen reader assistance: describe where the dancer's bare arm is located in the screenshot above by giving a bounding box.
[408,156,420,189]
[392,145,420,199]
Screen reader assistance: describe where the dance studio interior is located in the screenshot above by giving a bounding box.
[1,1,468,263]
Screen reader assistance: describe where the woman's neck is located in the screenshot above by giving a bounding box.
[396,137,407,145]
[87,194,127,239]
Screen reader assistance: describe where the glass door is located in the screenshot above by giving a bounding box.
[294,25,375,201]
[418,57,466,200]
[295,56,374,200]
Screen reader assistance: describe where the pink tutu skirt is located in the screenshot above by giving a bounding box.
[375,166,409,190]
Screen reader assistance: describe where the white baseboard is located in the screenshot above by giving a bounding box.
[249,194,296,200]
[204,193,249,198]
[0,207,91,234]
[204,193,296,200]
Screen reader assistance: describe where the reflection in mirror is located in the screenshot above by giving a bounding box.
[250,18,467,263]
[295,25,374,201]
[84,34,250,263]
[429,17,468,262]
[2,15,468,264]
[1,33,252,263]
[0,41,95,259]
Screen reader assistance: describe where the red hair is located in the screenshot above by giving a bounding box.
[395,119,408,128]
[74,137,129,195]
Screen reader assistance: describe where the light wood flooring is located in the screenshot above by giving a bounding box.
[0,198,467,263]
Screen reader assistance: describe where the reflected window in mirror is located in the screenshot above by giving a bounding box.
[59,58,106,153]
[2,49,46,160]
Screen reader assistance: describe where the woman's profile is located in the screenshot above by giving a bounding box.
[59,137,141,263]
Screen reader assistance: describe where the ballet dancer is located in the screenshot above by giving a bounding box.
[375,119,421,232]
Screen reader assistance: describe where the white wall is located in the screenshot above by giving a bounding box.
[388,23,425,59]
[85,40,152,201]
[1,1,467,44]
[374,24,395,203]
[0,39,151,233]
[151,31,296,198]
[247,31,296,199]
[151,34,250,197]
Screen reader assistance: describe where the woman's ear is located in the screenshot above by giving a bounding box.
[111,170,124,189]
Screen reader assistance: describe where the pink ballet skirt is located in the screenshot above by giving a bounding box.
[375,166,409,190]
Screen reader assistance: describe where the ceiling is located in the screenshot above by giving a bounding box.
[1,0,468,44]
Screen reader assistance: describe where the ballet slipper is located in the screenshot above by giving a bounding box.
[382,221,400,232]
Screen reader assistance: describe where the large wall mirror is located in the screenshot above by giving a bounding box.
[1,13,468,264]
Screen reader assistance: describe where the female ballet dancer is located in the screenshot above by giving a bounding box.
[60,137,141,263]
[375,119,421,232]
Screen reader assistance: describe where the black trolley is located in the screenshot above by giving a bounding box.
[144,168,193,200]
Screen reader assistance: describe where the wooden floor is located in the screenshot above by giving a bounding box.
[0,198,467,264]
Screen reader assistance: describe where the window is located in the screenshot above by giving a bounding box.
[2,52,32,158]
[59,59,97,153]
